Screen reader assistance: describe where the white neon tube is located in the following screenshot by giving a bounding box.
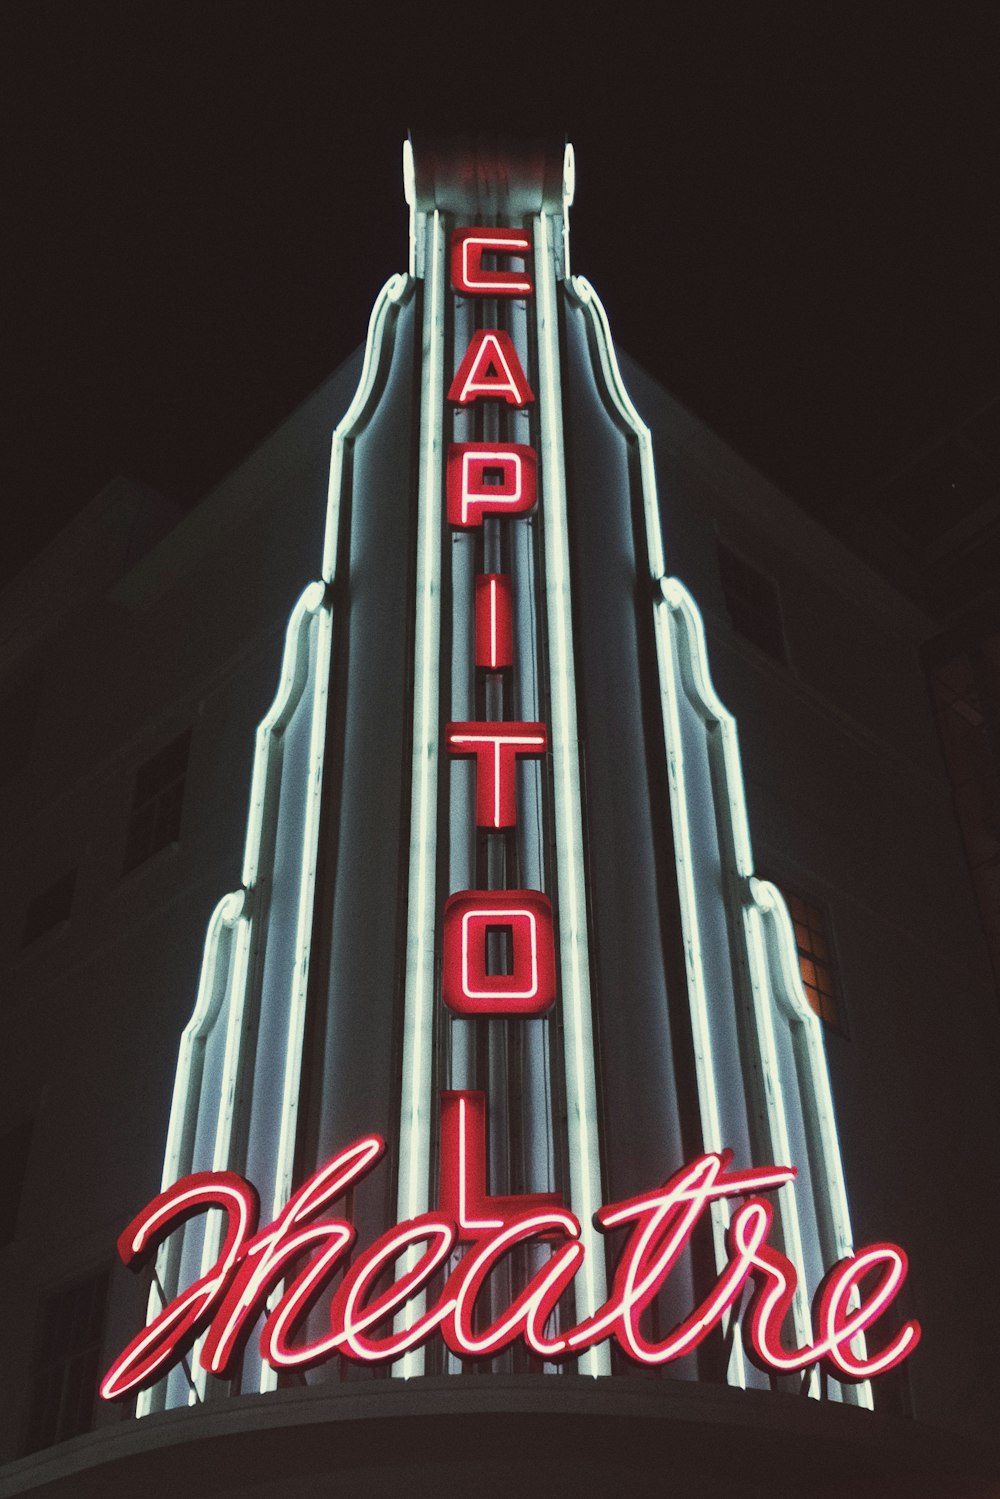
[394,208,446,1379]
[136,889,245,1417]
[568,272,865,1403]
[322,275,410,584]
[141,583,326,1413]
[241,582,328,890]
[750,876,873,1410]
[159,890,247,1191]
[534,210,610,1378]
[402,139,416,279]
[561,144,575,282]
[650,587,748,1389]
[189,910,255,1405]
[146,259,413,1411]
[258,599,333,1393]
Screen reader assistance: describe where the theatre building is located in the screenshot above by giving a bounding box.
[2,139,999,1496]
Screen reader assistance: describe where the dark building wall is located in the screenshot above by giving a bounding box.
[1,335,998,1479]
[621,352,1000,1432]
[0,355,362,1461]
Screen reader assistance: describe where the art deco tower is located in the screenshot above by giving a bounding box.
[112,136,895,1416]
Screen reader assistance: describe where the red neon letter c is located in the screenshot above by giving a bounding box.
[451,227,533,297]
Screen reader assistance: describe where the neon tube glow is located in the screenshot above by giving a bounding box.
[534,210,610,1376]
[393,207,446,1379]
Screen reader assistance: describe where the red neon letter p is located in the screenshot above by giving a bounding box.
[447,443,537,530]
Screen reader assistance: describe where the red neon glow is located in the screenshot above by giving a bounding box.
[447,330,535,407]
[565,1153,796,1365]
[475,574,513,669]
[328,1217,457,1363]
[734,1209,920,1381]
[731,1200,824,1375]
[99,1173,259,1401]
[442,889,557,1016]
[258,1222,356,1370]
[103,1131,920,1395]
[444,721,547,828]
[811,1243,919,1380]
[446,443,537,529]
[442,1211,584,1360]
[451,227,534,297]
[439,1091,564,1239]
[201,1135,383,1378]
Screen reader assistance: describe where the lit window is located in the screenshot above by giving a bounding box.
[23,1267,109,1453]
[21,869,76,947]
[0,1120,32,1248]
[123,729,191,874]
[716,541,787,664]
[785,890,844,1031]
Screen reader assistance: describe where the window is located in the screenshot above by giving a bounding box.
[23,1267,110,1453]
[122,729,191,874]
[716,541,787,664]
[0,1120,32,1248]
[785,889,844,1031]
[21,868,77,947]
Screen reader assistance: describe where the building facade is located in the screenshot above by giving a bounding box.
[2,139,999,1496]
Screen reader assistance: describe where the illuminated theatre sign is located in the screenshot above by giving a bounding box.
[101,140,919,1408]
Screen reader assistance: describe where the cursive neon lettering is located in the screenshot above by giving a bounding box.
[100,1174,259,1400]
[441,1210,583,1360]
[102,1134,919,1397]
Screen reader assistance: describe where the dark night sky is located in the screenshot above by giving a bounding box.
[5,4,1000,589]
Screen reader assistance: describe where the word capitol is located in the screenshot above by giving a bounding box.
[101,1091,920,1400]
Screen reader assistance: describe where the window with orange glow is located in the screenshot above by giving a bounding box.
[785,890,844,1032]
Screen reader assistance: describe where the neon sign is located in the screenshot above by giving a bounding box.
[442,890,556,1015]
[447,329,535,407]
[474,575,513,670]
[101,1099,918,1400]
[446,443,537,528]
[106,180,921,1413]
[450,227,534,297]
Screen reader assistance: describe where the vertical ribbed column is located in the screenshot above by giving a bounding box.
[533,210,610,1376]
[394,209,446,1378]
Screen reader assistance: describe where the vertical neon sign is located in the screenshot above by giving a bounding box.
[111,140,917,1410]
[430,197,611,1371]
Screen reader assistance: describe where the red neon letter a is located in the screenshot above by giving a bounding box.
[448,330,534,407]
